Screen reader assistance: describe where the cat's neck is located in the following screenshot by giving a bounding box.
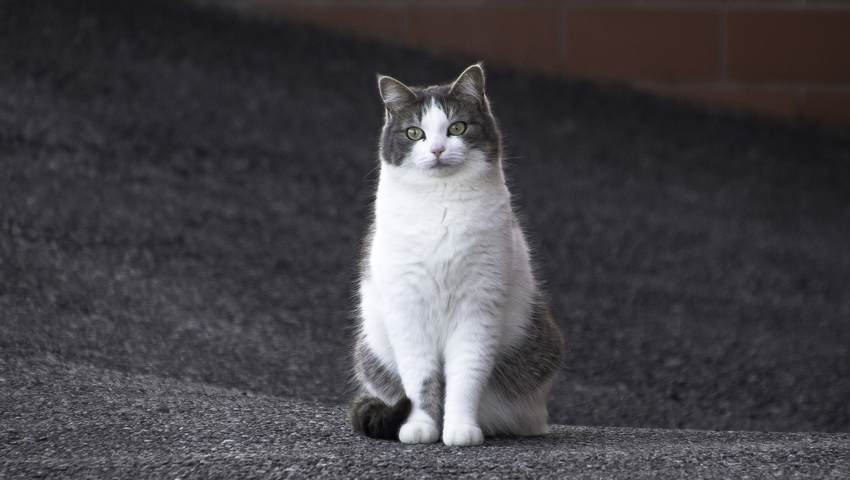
[376,156,506,203]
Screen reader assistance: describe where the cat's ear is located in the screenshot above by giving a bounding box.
[449,63,485,104]
[378,75,416,114]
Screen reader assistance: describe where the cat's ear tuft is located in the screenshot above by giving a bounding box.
[449,63,485,104]
[378,75,417,114]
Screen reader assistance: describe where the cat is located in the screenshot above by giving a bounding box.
[349,64,562,447]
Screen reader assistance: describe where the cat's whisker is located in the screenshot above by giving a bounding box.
[362,164,381,180]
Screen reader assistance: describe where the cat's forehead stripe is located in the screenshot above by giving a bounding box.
[421,98,449,133]
[418,90,449,114]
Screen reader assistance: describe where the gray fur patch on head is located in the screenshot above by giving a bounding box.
[377,64,502,167]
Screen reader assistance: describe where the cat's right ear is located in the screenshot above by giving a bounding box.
[378,75,416,115]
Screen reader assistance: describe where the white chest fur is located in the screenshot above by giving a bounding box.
[365,161,535,348]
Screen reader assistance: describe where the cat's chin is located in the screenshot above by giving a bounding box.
[414,159,464,177]
[422,165,460,177]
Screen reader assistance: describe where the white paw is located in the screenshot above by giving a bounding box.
[442,424,484,447]
[399,421,440,444]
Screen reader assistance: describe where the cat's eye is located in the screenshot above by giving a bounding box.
[448,121,467,136]
[406,127,424,141]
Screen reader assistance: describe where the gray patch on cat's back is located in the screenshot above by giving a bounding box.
[487,294,563,400]
[354,336,405,403]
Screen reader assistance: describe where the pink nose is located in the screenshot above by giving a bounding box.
[431,144,445,159]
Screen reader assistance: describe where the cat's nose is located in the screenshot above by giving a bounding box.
[431,144,445,159]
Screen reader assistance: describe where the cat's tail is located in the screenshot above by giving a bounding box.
[349,393,412,441]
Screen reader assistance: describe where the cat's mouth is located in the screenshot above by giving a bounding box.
[433,158,453,168]
[415,154,462,173]
[423,162,460,177]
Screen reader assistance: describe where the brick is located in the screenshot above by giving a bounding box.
[564,9,721,80]
[250,3,405,42]
[640,83,799,120]
[407,6,561,73]
[803,89,850,127]
[727,11,850,82]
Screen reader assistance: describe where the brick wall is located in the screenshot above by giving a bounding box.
[207,0,850,128]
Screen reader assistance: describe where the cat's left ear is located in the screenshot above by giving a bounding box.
[449,63,486,104]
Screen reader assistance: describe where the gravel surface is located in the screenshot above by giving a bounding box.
[1,0,849,477]
[3,356,849,478]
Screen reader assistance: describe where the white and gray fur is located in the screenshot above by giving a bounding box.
[349,65,562,447]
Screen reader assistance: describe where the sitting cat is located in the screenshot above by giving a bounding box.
[349,64,562,447]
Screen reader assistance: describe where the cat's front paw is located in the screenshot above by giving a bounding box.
[398,421,440,444]
[442,424,484,447]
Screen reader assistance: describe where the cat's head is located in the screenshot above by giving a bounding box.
[377,64,501,177]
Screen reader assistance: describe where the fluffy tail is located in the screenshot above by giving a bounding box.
[349,393,412,441]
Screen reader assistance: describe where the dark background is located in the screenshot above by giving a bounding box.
[2,0,849,434]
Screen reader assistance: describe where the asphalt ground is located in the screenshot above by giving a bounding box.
[1,0,849,477]
[3,355,849,478]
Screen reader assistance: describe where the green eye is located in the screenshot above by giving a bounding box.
[406,127,424,141]
[448,121,467,136]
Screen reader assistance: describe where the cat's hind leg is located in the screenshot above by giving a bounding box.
[477,382,552,437]
[478,296,562,437]
[350,336,410,440]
